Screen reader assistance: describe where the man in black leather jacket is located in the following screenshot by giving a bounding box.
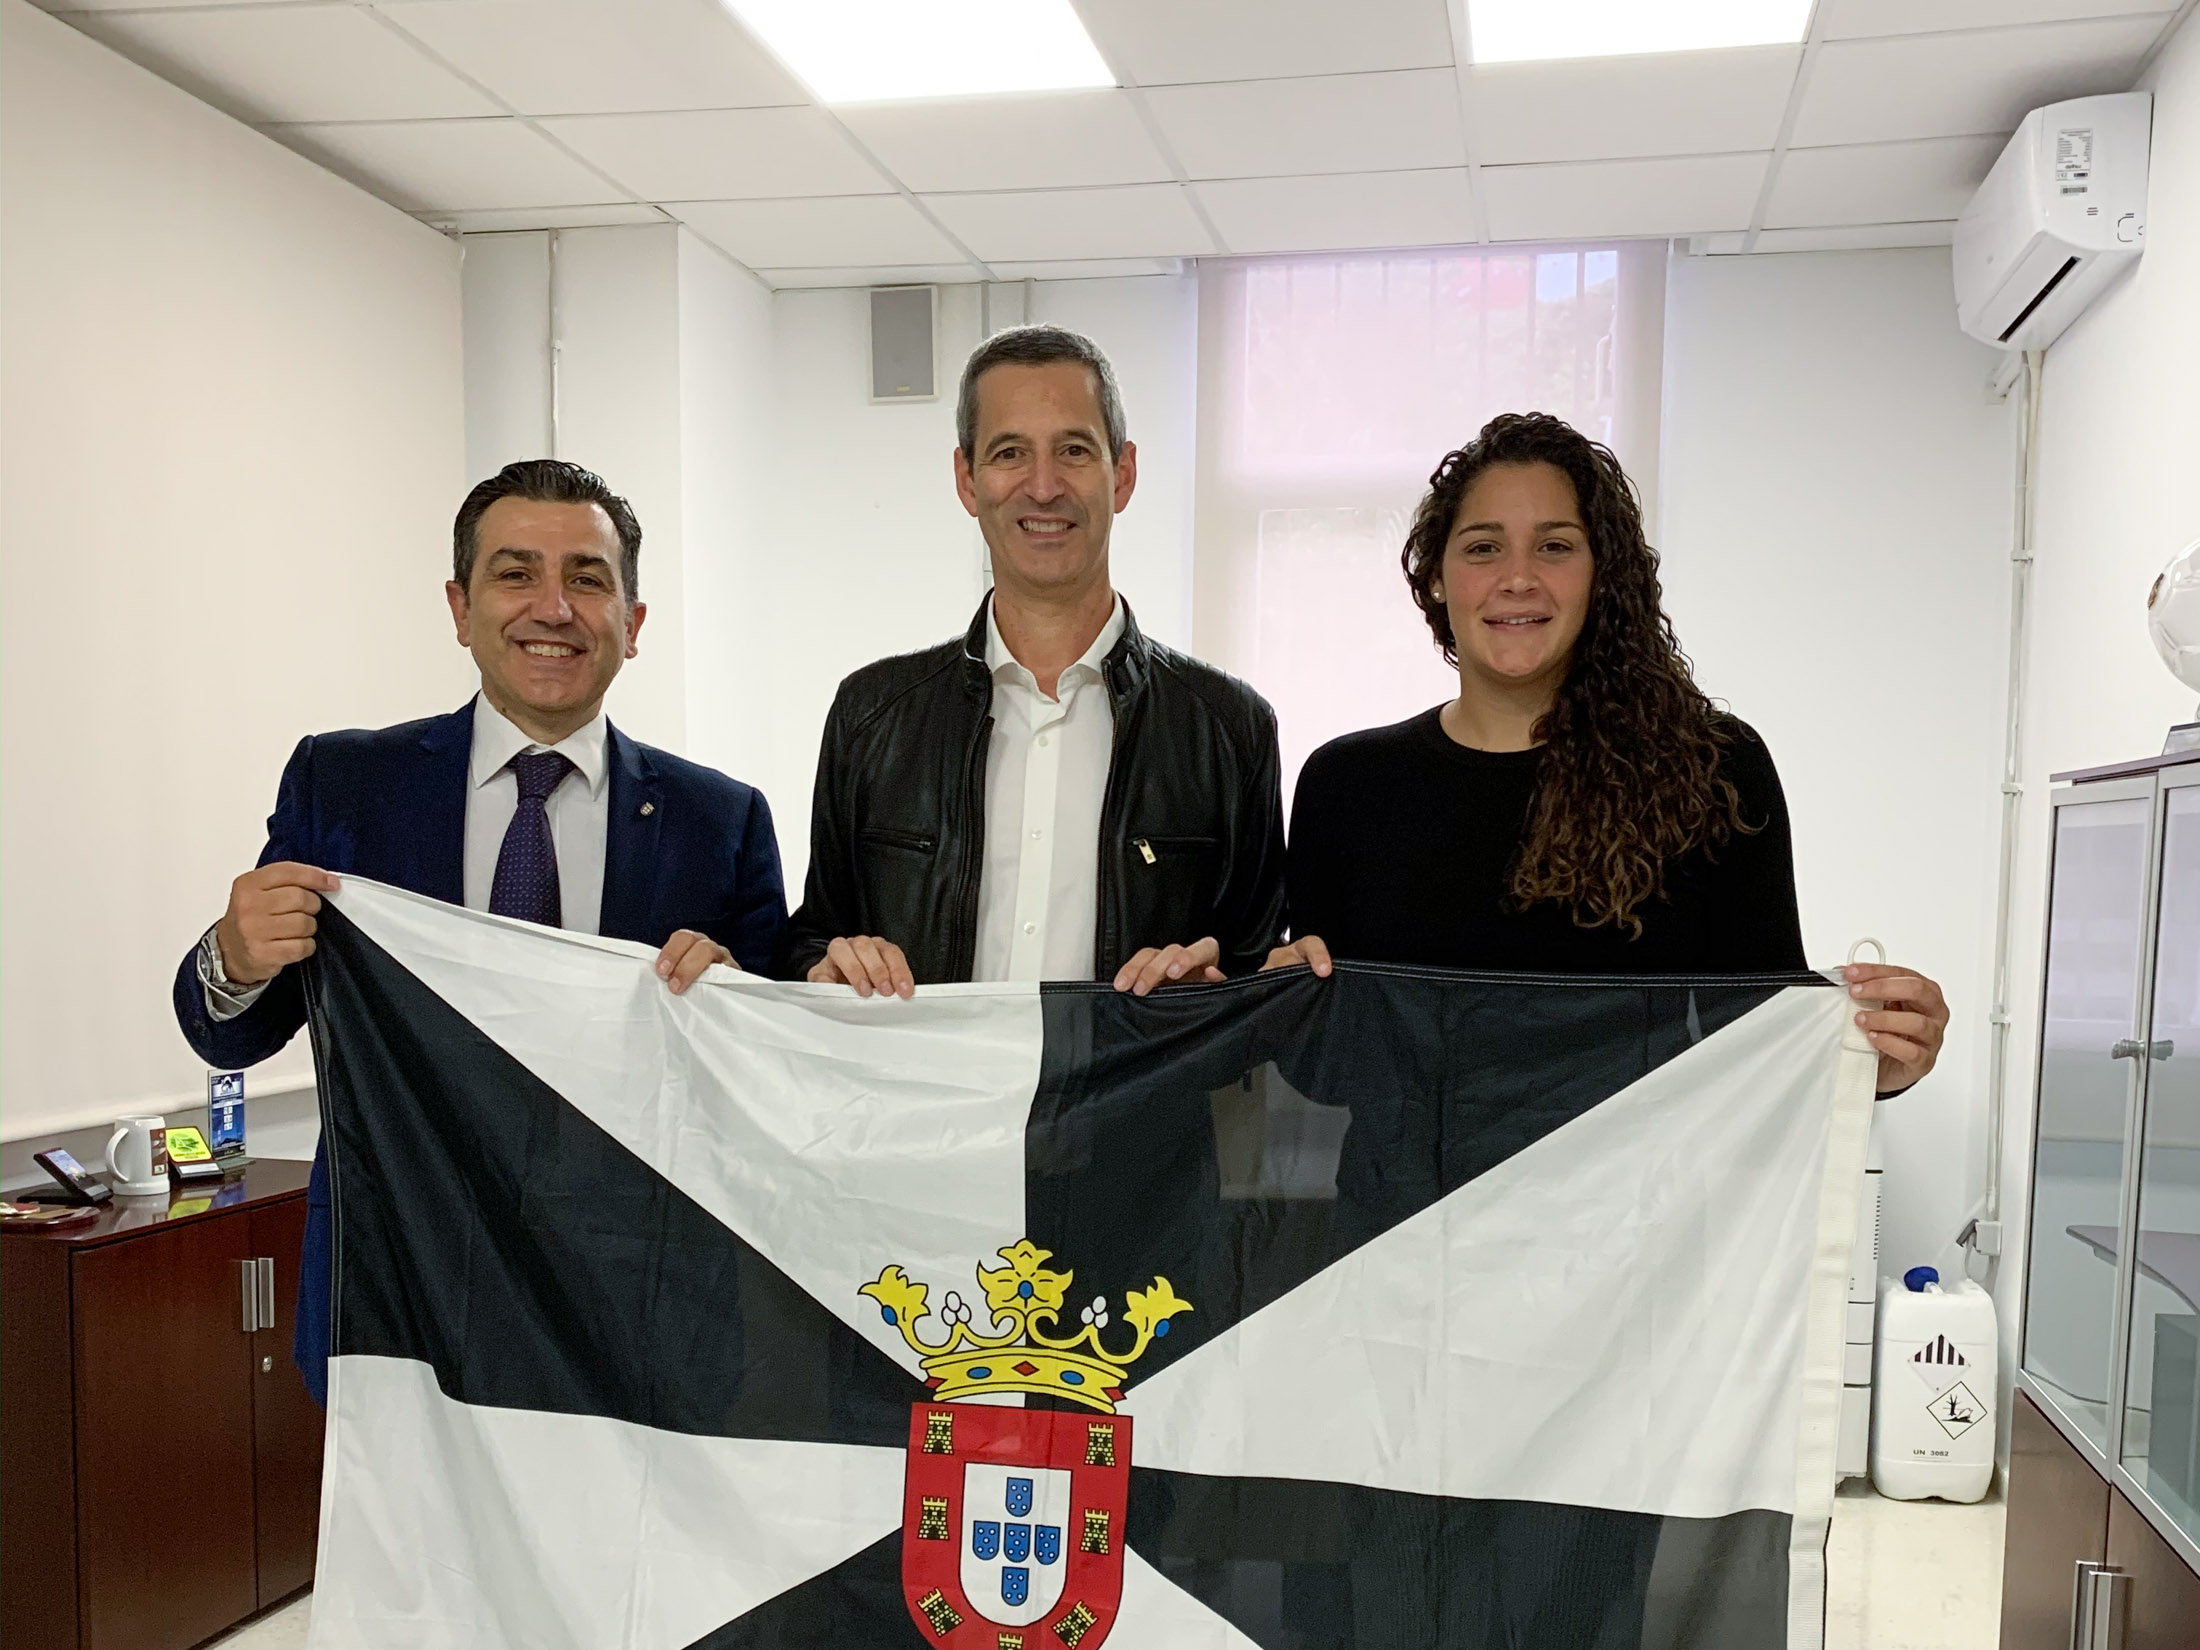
[782,325,1285,997]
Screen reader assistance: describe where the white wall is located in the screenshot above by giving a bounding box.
[462,232,551,472]
[0,0,466,1156]
[1659,247,2017,1284]
[1995,13,2200,1394]
[677,232,778,794]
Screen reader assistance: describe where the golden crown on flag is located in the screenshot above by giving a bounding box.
[858,1239,1192,1415]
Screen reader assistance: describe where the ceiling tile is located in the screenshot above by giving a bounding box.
[1076,0,1454,84]
[65,4,497,123]
[836,91,1173,192]
[1820,0,2176,42]
[1765,134,2006,228]
[1481,153,1767,240]
[754,265,982,289]
[1193,168,1473,253]
[674,195,970,267]
[989,258,1190,278]
[429,204,674,233]
[1142,69,1463,180]
[376,0,806,116]
[922,184,1213,262]
[269,118,617,212]
[1467,46,1800,165]
[1792,17,2165,147]
[537,108,887,201]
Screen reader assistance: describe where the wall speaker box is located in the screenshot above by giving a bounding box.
[870,286,936,402]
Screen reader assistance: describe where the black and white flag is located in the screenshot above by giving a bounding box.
[302,879,1875,1650]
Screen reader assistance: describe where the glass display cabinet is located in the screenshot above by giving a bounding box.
[2007,748,2200,1647]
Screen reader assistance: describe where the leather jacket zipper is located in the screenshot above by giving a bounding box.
[861,826,938,852]
[953,708,992,982]
[1093,661,1130,975]
[1135,835,1216,859]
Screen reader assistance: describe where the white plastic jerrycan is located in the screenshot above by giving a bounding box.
[1871,1266,1997,1503]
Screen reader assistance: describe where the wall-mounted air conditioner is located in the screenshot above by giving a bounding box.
[1954,91,2151,352]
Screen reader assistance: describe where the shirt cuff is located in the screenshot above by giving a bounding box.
[197,926,270,1022]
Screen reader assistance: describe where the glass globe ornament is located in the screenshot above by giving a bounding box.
[2147,536,2200,698]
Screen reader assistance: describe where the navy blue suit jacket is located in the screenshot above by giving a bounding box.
[170,701,787,1405]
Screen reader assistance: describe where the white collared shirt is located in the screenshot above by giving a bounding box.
[462,692,610,936]
[973,595,1124,982]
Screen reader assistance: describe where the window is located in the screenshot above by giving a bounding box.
[1193,244,1666,807]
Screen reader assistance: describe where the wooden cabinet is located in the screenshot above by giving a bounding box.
[2002,1392,2111,1649]
[2108,1488,2200,1650]
[2001,1391,2200,1648]
[1,1160,321,1650]
[2004,750,2200,1647]
[248,1197,321,1605]
[71,1209,260,1650]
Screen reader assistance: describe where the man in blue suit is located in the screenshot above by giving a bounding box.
[172,459,786,1406]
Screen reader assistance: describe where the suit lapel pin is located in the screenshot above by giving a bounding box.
[640,802,655,817]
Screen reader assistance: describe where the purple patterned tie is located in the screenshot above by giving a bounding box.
[488,751,572,927]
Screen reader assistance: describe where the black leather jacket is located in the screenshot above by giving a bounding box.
[782,599,1286,984]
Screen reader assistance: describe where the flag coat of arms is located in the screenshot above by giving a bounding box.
[301,880,1876,1650]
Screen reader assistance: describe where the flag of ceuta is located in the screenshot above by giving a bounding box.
[301,880,1876,1650]
[866,1240,1178,1647]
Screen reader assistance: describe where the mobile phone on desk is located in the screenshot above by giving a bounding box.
[29,1148,113,1206]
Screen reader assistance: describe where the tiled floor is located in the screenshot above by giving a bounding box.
[1827,1479,2006,1649]
[207,1591,310,1649]
[209,1482,2007,1648]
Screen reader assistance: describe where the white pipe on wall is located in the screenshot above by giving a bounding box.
[1968,345,2046,1281]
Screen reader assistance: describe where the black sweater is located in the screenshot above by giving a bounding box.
[1286,708,1808,975]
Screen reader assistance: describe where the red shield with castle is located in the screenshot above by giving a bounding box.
[898,1403,1130,1649]
[858,1240,1188,1646]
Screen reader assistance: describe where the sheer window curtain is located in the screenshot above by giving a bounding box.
[1191,243,1668,809]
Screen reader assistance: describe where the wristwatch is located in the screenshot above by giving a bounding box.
[200,924,254,993]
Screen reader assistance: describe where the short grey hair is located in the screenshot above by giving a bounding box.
[955,324,1127,462]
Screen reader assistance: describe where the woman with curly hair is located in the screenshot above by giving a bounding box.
[1270,410,1946,1095]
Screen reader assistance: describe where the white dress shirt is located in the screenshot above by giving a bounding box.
[972,596,1124,982]
[462,692,610,936]
[201,692,611,1019]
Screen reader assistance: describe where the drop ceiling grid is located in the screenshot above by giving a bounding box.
[29,0,2192,281]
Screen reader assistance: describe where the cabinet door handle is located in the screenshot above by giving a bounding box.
[239,1260,259,1334]
[2070,1561,2129,1650]
[256,1256,275,1331]
[2110,1039,2176,1061]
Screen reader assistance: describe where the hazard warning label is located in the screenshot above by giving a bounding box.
[1929,1381,1987,1440]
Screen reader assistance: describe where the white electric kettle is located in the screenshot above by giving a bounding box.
[106,1114,170,1196]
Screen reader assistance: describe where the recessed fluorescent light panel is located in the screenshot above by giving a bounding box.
[724,0,1115,103]
[1467,0,1812,64]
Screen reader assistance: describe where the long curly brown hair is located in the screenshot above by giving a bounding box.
[1400,411,1747,936]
